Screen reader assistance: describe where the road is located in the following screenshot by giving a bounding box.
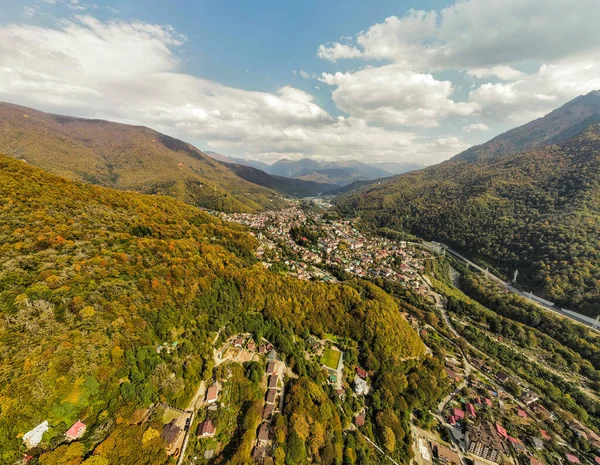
[425,241,599,331]
[177,380,207,465]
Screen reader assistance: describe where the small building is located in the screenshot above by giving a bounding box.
[206,385,219,404]
[266,361,277,375]
[453,408,465,420]
[161,420,182,452]
[65,420,86,441]
[356,367,368,379]
[522,391,539,405]
[268,374,278,389]
[204,449,215,460]
[247,340,256,351]
[495,423,508,439]
[517,409,528,418]
[435,444,461,465]
[355,411,365,427]
[258,423,270,443]
[529,437,544,450]
[23,421,49,448]
[197,420,216,438]
[263,404,274,420]
[539,429,551,441]
[496,372,510,383]
[530,458,543,465]
[233,336,245,347]
[266,388,277,404]
[565,454,580,464]
[253,445,267,462]
[466,403,476,417]
[354,377,369,396]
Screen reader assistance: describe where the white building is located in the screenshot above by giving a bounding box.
[23,420,49,448]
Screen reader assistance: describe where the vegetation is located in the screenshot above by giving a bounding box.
[0,102,285,213]
[337,124,600,316]
[0,154,431,462]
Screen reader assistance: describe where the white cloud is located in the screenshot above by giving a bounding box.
[467,66,525,81]
[318,0,600,70]
[320,65,480,127]
[0,15,462,164]
[462,123,489,132]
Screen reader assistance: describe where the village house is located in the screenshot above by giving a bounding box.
[522,390,540,405]
[65,420,86,441]
[197,420,216,438]
[354,376,369,396]
[266,388,277,404]
[435,444,461,465]
[565,454,581,464]
[257,423,270,445]
[206,385,219,404]
[268,374,278,389]
[266,361,277,375]
[161,420,182,453]
[263,404,274,420]
[355,366,367,379]
[23,421,49,448]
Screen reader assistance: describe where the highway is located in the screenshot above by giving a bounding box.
[423,241,599,332]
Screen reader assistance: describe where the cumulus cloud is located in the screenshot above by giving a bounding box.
[0,15,462,164]
[462,123,489,132]
[320,65,480,127]
[318,0,600,69]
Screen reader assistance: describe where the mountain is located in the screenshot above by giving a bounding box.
[0,102,284,213]
[0,153,429,462]
[268,158,392,186]
[225,162,337,197]
[337,124,600,316]
[453,90,600,162]
[204,150,272,172]
[369,161,424,175]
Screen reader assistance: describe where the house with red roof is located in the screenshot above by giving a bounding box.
[484,398,492,407]
[453,408,465,420]
[565,454,580,464]
[65,420,86,441]
[495,423,508,439]
[517,409,528,418]
[205,385,219,404]
[355,411,365,427]
[466,403,476,417]
[356,367,367,379]
[540,429,551,440]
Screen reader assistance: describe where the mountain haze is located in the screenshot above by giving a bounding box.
[0,103,285,213]
[453,90,600,162]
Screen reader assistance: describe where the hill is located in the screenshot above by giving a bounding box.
[0,102,284,213]
[225,162,337,197]
[337,125,600,316]
[0,154,430,462]
[453,90,600,162]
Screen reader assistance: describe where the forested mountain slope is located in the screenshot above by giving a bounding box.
[452,90,600,162]
[0,154,433,463]
[337,125,600,316]
[0,102,283,213]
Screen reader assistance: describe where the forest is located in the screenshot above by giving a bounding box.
[336,124,600,316]
[0,154,442,463]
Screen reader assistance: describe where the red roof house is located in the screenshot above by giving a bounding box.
[466,403,476,417]
[453,408,465,420]
[205,385,218,404]
[517,409,528,418]
[496,423,508,439]
[565,454,580,464]
[65,420,86,441]
[356,367,368,379]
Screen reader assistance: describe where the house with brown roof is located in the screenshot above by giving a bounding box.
[197,420,216,438]
[266,361,277,374]
[205,385,219,404]
[355,411,365,427]
[258,423,270,444]
[263,404,274,420]
[161,420,182,452]
[266,388,277,404]
[268,374,278,389]
[435,444,461,465]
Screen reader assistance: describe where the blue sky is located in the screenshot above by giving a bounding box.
[0,0,598,164]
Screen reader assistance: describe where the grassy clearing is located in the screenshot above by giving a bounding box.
[322,348,342,370]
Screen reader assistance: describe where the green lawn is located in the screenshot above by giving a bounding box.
[322,348,342,370]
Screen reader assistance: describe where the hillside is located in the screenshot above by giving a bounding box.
[0,154,431,462]
[225,162,337,197]
[0,102,284,213]
[453,90,600,162]
[337,125,600,316]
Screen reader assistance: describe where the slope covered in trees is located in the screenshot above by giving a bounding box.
[0,102,284,213]
[0,154,431,462]
[337,125,600,316]
[452,90,600,162]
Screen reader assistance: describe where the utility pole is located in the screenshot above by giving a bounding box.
[512,269,519,284]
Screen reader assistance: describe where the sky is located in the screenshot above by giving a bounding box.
[0,0,599,165]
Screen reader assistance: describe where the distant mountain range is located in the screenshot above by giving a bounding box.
[205,152,419,186]
[453,90,600,162]
[337,91,600,316]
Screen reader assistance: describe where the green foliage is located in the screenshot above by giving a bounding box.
[337,125,600,315]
